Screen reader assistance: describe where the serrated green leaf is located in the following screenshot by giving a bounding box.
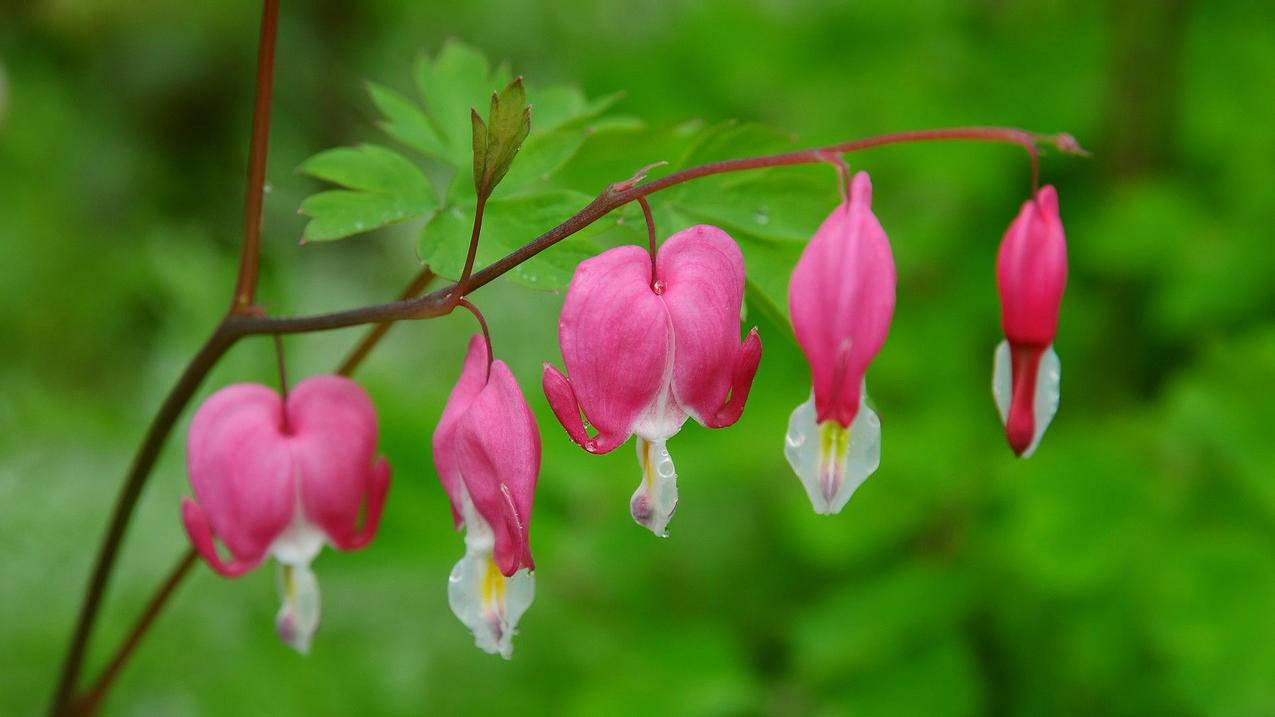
[414,40,507,165]
[676,120,797,168]
[299,190,436,243]
[366,82,448,159]
[533,87,625,134]
[419,190,605,288]
[298,144,437,241]
[300,144,433,194]
[676,167,837,243]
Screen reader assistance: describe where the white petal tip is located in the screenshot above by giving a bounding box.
[275,562,320,656]
[784,388,881,515]
[449,497,535,659]
[992,340,1061,458]
[632,437,678,537]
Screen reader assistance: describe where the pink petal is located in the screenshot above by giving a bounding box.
[703,328,762,429]
[289,375,385,550]
[553,245,670,452]
[434,335,490,527]
[181,498,259,577]
[454,360,540,577]
[789,171,896,427]
[658,225,760,426]
[185,384,295,570]
[997,185,1067,345]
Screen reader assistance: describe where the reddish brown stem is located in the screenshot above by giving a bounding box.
[71,549,198,716]
[638,196,658,289]
[231,0,280,313]
[224,127,1078,338]
[272,333,290,433]
[458,298,493,380]
[457,193,488,295]
[49,1,280,712]
[47,324,237,717]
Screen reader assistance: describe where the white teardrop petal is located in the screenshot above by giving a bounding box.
[275,561,321,655]
[992,339,1012,425]
[1022,344,1061,458]
[448,493,535,659]
[631,436,679,537]
[784,385,882,515]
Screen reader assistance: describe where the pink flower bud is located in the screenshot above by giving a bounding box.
[434,335,540,659]
[784,171,895,514]
[542,225,762,536]
[181,376,390,653]
[993,185,1067,457]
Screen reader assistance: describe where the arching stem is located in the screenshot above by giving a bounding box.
[458,298,494,380]
[638,196,659,290]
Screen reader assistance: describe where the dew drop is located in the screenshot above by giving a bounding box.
[753,209,770,225]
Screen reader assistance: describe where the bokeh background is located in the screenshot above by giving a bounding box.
[3,1,1274,715]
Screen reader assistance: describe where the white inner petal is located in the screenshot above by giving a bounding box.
[448,490,535,659]
[269,487,327,655]
[783,385,881,515]
[275,561,320,655]
[991,340,1062,458]
[1026,344,1061,457]
[992,339,1013,425]
[631,436,679,537]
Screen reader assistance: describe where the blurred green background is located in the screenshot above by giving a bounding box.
[3,1,1274,715]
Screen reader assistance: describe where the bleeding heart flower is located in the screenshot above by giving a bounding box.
[993,185,1067,457]
[542,225,762,537]
[181,375,390,654]
[433,335,539,659]
[784,171,896,515]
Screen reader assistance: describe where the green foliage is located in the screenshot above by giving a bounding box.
[299,39,625,290]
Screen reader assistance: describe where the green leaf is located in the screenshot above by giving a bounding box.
[414,39,508,166]
[366,82,448,159]
[298,144,437,241]
[419,190,606,288]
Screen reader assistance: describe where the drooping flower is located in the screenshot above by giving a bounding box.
[993,185,1067,457]
[784,171,896,515]
[542,225,762,537]
[433,335,539,659]
[181,376,390,654]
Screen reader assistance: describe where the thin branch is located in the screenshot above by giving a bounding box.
[225,127,1080,338]
[71,549,199,716]
[48,324,238,716]
[50,1,281,711]
[232,0,281,313]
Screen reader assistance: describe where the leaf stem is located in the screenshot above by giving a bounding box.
[457,193,487,295]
